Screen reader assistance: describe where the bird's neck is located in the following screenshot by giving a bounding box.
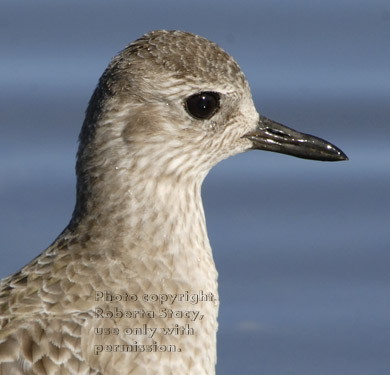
[68,164,217,286]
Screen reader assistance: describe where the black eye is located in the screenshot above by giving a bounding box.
[185,92,220,120]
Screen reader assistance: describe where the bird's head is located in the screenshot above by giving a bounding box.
[74,30,347,215]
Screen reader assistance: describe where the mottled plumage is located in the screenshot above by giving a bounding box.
[0,30,347,375]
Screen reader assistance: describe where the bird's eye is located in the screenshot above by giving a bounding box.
[185,92,220,120]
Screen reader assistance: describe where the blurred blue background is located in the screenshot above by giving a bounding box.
[1,0,389,374]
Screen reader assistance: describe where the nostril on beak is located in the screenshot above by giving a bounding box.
[266,127,291,139]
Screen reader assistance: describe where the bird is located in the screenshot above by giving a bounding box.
[0,30,347,375]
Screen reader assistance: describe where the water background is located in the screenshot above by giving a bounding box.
[1,1,389,374]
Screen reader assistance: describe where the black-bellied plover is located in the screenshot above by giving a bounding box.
[0,30,347,375]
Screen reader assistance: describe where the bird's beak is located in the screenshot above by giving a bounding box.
[243,115,348,161]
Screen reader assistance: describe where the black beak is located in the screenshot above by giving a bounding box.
[243,115,348,161]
